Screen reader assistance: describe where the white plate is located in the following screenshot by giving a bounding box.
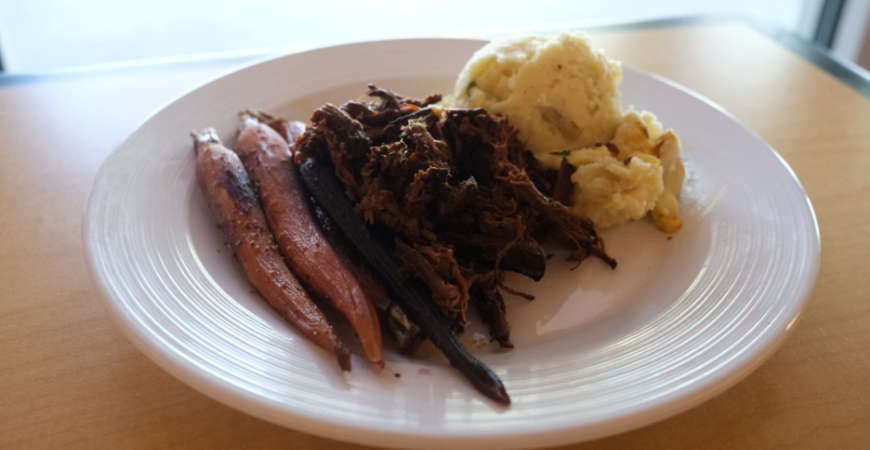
[85,39,820,449]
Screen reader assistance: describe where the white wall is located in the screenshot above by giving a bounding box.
[0,0,812,73]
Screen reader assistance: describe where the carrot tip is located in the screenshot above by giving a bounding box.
[239,111,261,129]
[492,385,511,405]
[336,348,352,372]
[191,128,220,147]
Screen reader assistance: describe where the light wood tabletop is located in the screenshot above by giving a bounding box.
[1,19,868,449]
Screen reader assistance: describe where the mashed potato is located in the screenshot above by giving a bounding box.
[567,146,664,228]
[563,112,684,232]
[449,33,685,232]
[451,33,623,154]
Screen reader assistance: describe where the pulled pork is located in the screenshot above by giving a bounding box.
[296,85,615,348]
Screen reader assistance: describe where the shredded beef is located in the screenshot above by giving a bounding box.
[296,85,615,347]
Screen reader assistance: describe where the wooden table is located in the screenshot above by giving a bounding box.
[2,19,868,449]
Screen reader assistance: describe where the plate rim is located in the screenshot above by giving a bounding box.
[84,37,821,449]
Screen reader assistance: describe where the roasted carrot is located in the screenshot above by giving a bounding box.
[253,112,422,352]
[299,157,510,405]
[257,115,394,312]
[243,110,306,146]
[192,128,350,371]
[235,116,384,368]
[308,195,426,354]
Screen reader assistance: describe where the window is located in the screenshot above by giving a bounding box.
[3,0,866,74]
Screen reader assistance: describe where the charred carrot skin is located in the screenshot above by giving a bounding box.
[235,117,384,368]
[300,157,511,405]
[192,128,350,371]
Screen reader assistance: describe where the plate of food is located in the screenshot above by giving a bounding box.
[84,34,820,449]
